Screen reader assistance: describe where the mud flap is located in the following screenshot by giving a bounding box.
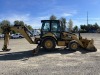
[86,39,97,52]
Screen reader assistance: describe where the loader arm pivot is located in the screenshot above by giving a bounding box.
[2,25,35,51]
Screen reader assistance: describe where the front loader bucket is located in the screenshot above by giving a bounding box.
[86,39,97,52]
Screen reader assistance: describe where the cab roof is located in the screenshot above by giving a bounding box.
[41,20,60,22]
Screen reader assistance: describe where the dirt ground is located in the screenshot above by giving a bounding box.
[0,33,100,75]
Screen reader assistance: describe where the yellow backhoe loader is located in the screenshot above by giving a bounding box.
[1,20,97,54]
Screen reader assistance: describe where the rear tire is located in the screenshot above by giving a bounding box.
[68,41,78,51]
[42,38,56,51]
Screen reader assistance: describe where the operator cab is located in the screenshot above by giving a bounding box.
[41,20,62,38]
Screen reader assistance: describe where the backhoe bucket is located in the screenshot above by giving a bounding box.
[86,39,97,52]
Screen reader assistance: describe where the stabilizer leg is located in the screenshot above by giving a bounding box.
[33,44,41,54]
[2,33,11,51]
[2,45,11,51]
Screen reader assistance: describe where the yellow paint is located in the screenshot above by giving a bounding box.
[42,32,57,40]
[71,43,78,49]
[45,40,53,48]
[58,41,65,46]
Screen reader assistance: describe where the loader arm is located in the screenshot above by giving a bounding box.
[2,25,35,51]
[70,33,97,51]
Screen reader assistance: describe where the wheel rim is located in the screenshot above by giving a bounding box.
[45,40,53,49]
[71,43,78,49]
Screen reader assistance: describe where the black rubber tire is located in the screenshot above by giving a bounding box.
[19,36,22,38]
[68,41,79,51]
[42,38,56,51]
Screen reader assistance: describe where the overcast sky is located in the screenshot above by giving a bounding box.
[0,0,100,28]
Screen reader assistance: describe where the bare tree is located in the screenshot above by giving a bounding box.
[68,19,73,32]
[50,15,57,20]
[60,17,66,31]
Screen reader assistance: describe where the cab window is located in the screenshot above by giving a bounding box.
[51,21,60,32]
[42,21,50,31]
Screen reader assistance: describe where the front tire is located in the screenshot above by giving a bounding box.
[42,38,56,51]
[68,41,78,51]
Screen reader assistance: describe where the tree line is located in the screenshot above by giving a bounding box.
[79,23,99,33]
[50,15,73,32]
[0,15,74,34]
[50,15,100,33]
[0,15,100,33]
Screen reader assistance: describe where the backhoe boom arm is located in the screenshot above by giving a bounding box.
[2,25,35,51]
